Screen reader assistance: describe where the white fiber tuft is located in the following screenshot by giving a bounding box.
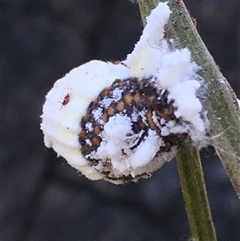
[124,2,171,77]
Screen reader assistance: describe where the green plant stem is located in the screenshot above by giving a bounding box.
[176,143,217,241]
[135,0,240,240]
[165,0,240,200]
[137,0,240,199]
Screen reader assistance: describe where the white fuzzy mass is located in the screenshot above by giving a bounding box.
[124,3,171,77]
[90,113,166,178]
[41,2,210,183]
[124,2,209,146]
[41,60,131,181]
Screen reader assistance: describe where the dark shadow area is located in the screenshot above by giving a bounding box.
[2,0,240,241]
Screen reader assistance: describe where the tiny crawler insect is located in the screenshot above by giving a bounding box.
[58,93,71,109]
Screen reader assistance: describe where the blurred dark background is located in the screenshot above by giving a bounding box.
[2,0,240,240]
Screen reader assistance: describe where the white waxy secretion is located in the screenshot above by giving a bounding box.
[41,2,209,183]
[41,60,131,181]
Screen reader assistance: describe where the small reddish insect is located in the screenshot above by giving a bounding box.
[58,93,71,109]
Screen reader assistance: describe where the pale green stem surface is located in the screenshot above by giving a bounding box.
[136,1,217,239]
[176,142,217,241]
[137,0,240,199]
